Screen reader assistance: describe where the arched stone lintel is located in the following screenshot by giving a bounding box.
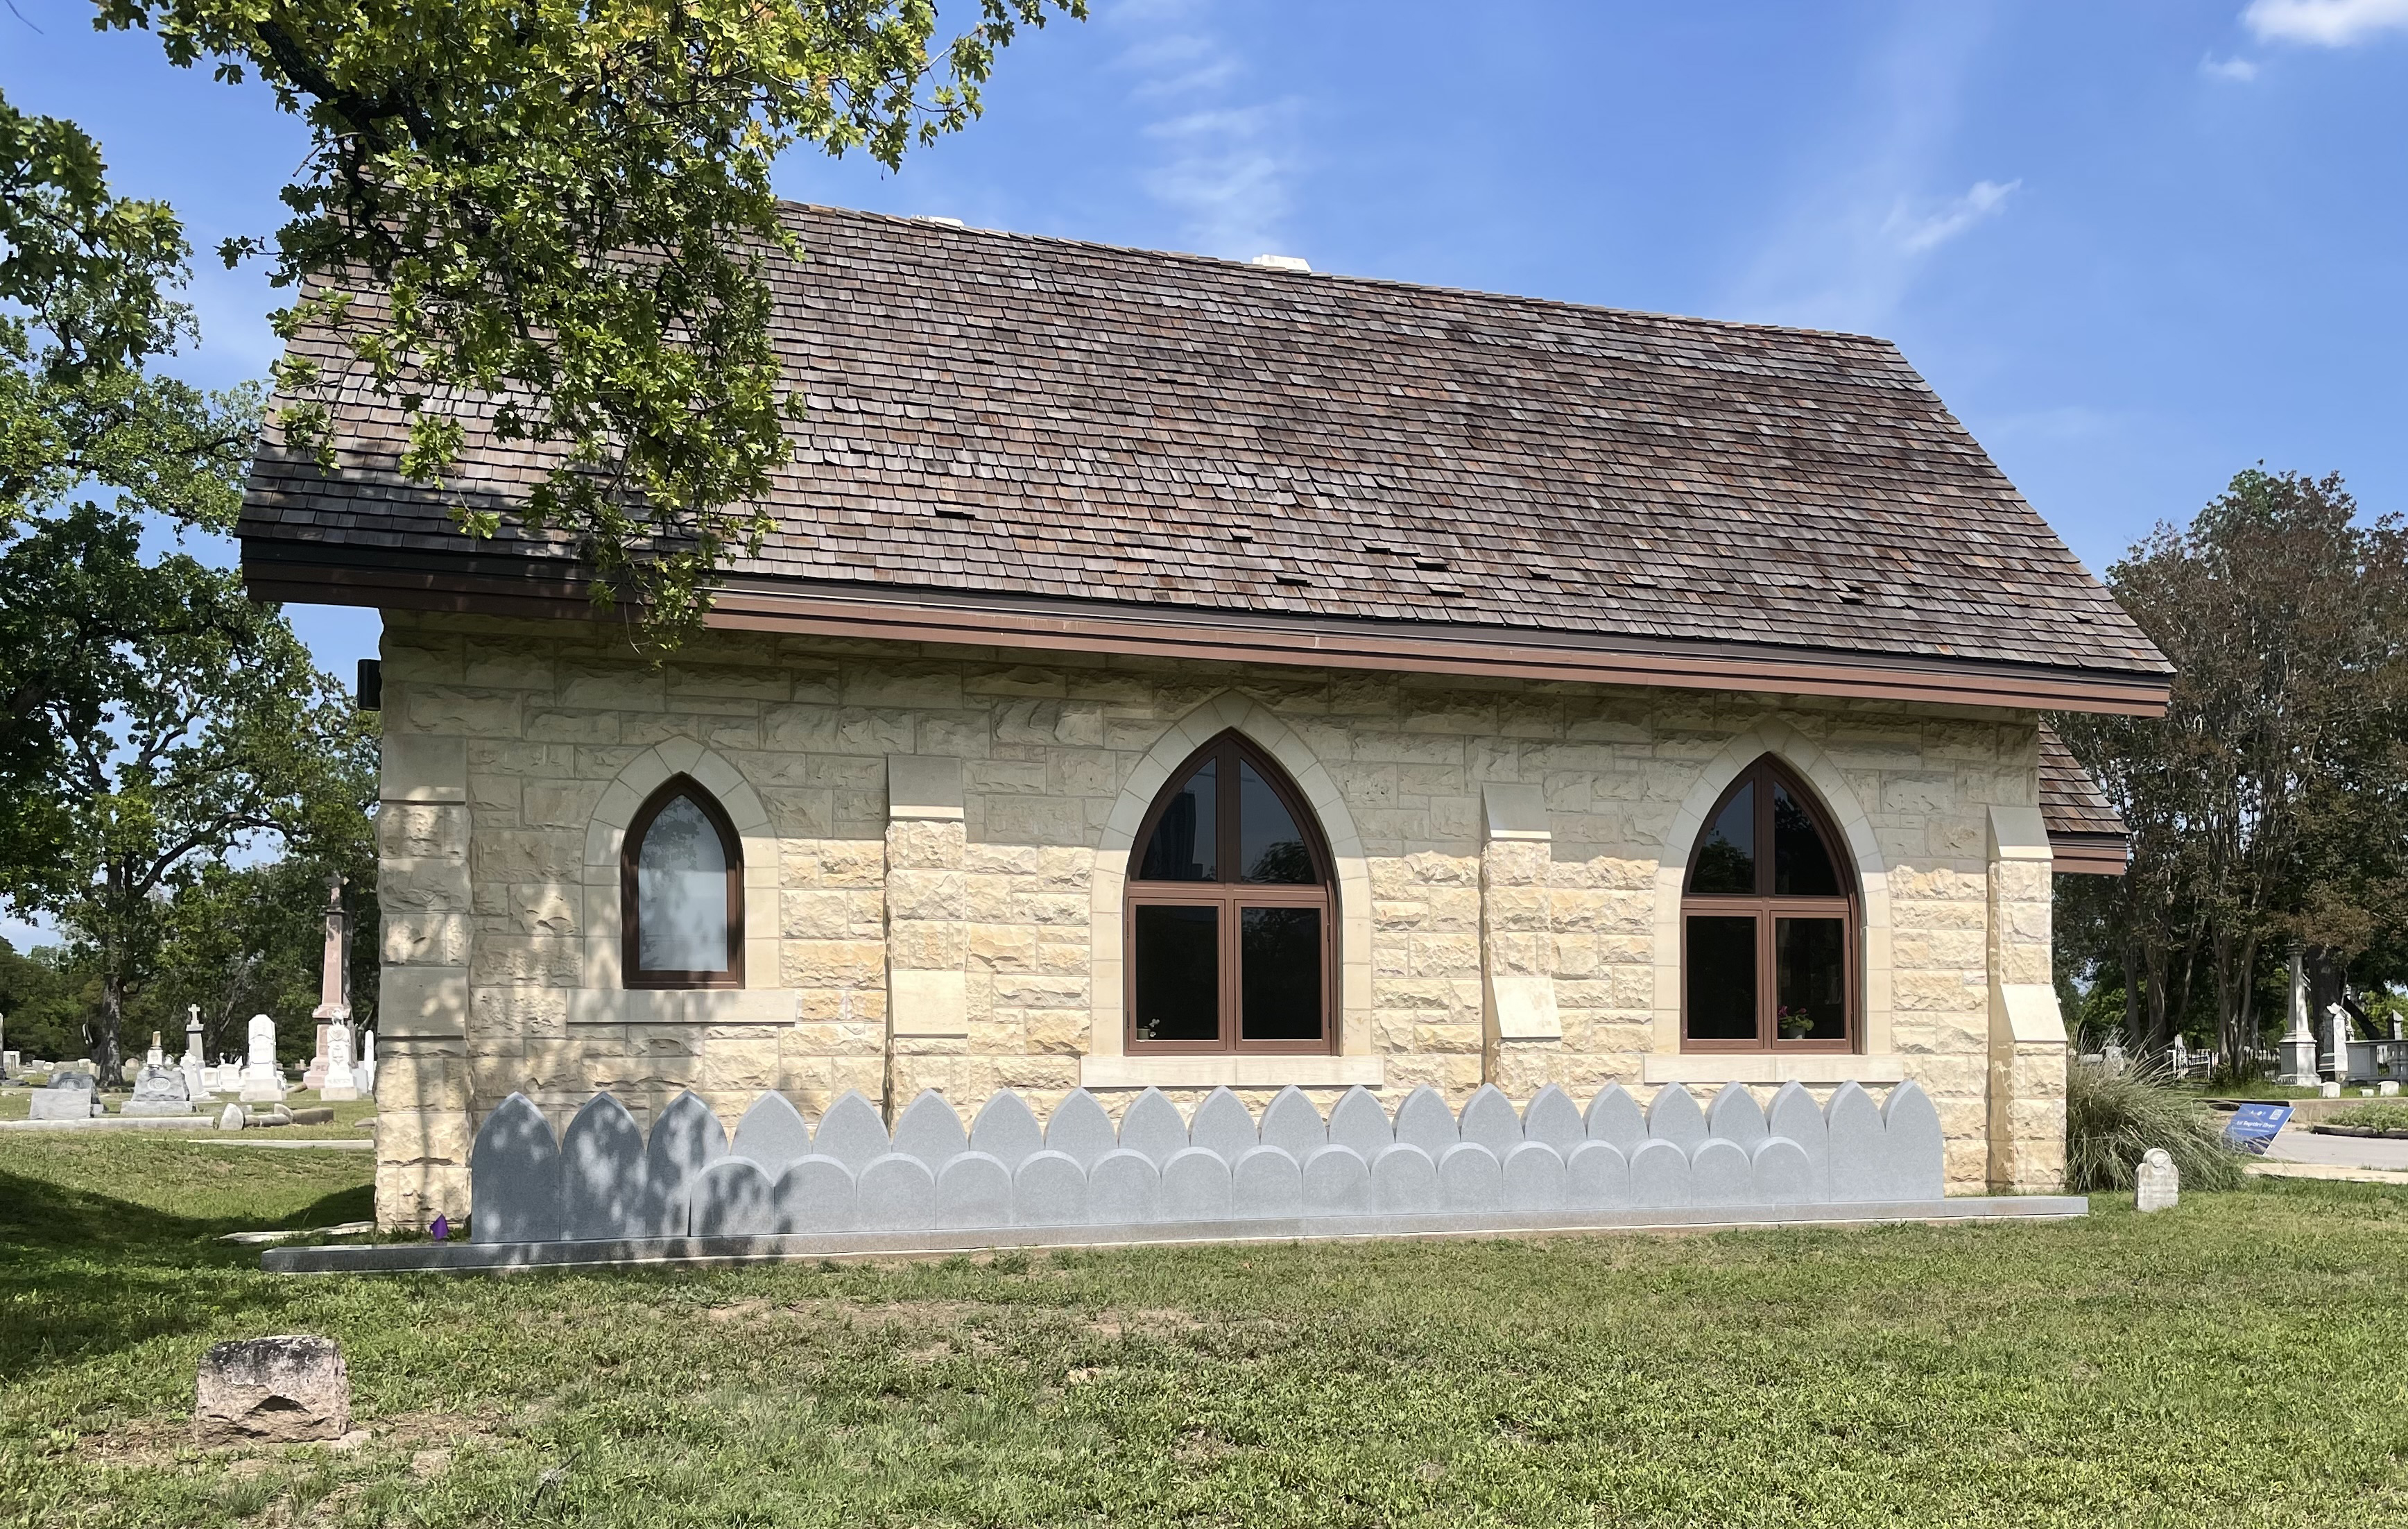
[581,738,778,991]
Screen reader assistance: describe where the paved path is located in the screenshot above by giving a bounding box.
[2249,1127,2408,1186]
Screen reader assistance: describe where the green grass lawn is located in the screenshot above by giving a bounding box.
[5,1137,2408,1527]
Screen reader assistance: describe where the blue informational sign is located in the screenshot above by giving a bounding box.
[2224,1102,2293,1155]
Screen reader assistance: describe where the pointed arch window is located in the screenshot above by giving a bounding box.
[622,776,743,990]
[1126,732,1336,1054]
[1680,757,1857,1052]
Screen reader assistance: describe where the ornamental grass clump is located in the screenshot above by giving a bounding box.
[2064,1060,2246,1193]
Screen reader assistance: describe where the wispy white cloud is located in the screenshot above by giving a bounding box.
[2244,0,2408,44]
[1886,179,2020,255]
[2199,53,2262,80]
[1108,0,1299,259]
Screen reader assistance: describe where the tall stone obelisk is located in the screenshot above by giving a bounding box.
[305,873,350,1091]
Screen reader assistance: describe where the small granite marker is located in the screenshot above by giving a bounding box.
[194,1335,350,1444]
[2135,1147,2179,1213]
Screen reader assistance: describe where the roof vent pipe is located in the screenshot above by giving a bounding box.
[1250,254,1312,273]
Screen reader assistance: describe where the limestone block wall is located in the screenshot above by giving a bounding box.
[369,610,2063,1228]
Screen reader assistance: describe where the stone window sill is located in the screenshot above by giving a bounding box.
[1079,1054,1385,1090]
[1641,1054,1907,1086]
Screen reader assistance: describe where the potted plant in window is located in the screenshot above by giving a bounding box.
[1777,1005,1813,1041]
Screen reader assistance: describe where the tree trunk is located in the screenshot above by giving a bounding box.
[89,971,125,1086]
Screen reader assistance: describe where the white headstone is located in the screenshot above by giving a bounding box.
[2380,1082,2400,1098]
[146,1030,164,1067]
[239,1014,286,1103]
[181,1004,209,1100]
[320,1023,359,1101]
[2135,1147,2179,1212]
[2320,1081,2342,1100]
[2278,946,2321,1086]
[358,1029,376,1095]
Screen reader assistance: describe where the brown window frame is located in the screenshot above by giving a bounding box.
[621,774,745,991]
[1124,732,1339,1055]
[1678,756,1859,1054]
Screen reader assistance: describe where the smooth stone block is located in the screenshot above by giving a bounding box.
[1012,1150,1090,1227]
[1370,1143,1439,1215]
[1751,1136,1813,1204]
[1258,1086,1326,1158]
[857,1153,936,1231]
[1565,1141,1632,1208]
[1689,1137,1753,1205]
[469,1093,561,1245]
[1044,1089,1119,1169]
[970,1090,1045,1171]
[1458,1085,1523,1159]
[1232,1145,1303,1218]
[1161,1147,1235,1222]
[1087,1148,1161,1224]
[1879,1080,1947,1202]
[772,1155,857,1233]
[812,1091,891,1174]
[2135,1147,2179,1212]
[1645,1084,1706,1151]
[1393,1085,1459,1157]
[1436,1141,1502,1211]
[1824,1082,1886,1203]
[1502,1141,1567,1211]
[934,1151,1014,1230]
[1187,1086,1259,1161]
[645,1091,729,1238]
[1302,1144,1370,1217]
[730,1093,812,1174]
[691,1156,778,1236]
[1520,1084,1585,1156]
[891,1090,968,1170]
[1584,1084,1646,1153]
[1117,1088,1189,1168]
[1327,1086,1393,1159]
[1628,1138,1692,1208]
[1706,1082,1767,1147]
[560,1093,648,1241]
[1765,1082,1830,1202]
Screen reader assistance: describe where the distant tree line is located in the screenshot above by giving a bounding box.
[2054,468,2408,1075]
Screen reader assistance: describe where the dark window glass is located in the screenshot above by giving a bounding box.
[1685,915,1758,1040]
[1238,760,1314,883]
[1773,784,1841,896]
[1133,905,1221,1041]
[1137,760,1217,881]
[1775,919,1848,1041]
[1689,782,1756,894]
[1240,906,1323,1041]
[637,794,728,971]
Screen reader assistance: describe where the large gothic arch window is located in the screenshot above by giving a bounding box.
[1126,732,1336,1054]
[622,776,744,990]
[1680,756,1858,1052]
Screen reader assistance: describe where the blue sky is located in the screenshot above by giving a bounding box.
[2,0,2403,673]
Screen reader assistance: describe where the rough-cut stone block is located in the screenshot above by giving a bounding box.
[1766,1082,1829,1201]
[1502,1141,1566,1211]
[1371,1143,1440,1215]
[892,1089,968,1169]
[1628,1138,1692,1207]
[935,1151,1014,1229]
[1232,1145,1303,1218]
[1880,1079,1947,1202]
[1303,1144,1371,1216]
[1117,1087,1189,1167]
[1045,1088,1118,1168]
[1187,1087,1258,1161]
[195,1335,347,1444]
[857,1153,936,1231]
[772,1155,857,1233]
[968,1089,1045,1170]
[1751,1136,1813,1204]
[730,1092,812,1173]
[469,1093,560,1244]
[1689,1137,1753,1205]
[1012,1150,1089,1226]
[1258,1086,1326,1157]
[1087,1148,1160,1223]
[692,1156,779,1236]
[1565,1140,1631,1208]
[1327,1086,1393,1159]
[1393,1085,1459,1157]
[811,1091,891,1174]
[1825,1082,1886,1203]
[1458,1084,1523,1159]
[645,1091,728,1237]
[1706,1082,1767,1146]
[1162,1146,1234,1221]
[1436,1141,1502,1211]
[560,1093,648,1240]
[1584,1084,1645,1152]
[1520,1084,1585,1156]
[1645,1084,1706,1150]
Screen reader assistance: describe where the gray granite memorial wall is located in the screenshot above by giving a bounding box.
[465,1079,1950,1249]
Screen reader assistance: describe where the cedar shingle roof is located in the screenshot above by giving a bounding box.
[239,203,2168,685]
[2038,725,2126,840]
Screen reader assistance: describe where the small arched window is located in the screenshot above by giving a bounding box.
[1680,757,1857,1052]
[622,776,743,989]
[1126,732,1336,1054]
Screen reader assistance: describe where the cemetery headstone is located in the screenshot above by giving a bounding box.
[357,1030,376,1095]
[181,1005,209,1100]
[194,1335,350,1445]
[124,1063,195,1116]
[146,1030,164,1067]
[2135,1147,2179,1212]
[320,1023,359,1102]
[29,1070,103,1120]
[239,1014,286,1103]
